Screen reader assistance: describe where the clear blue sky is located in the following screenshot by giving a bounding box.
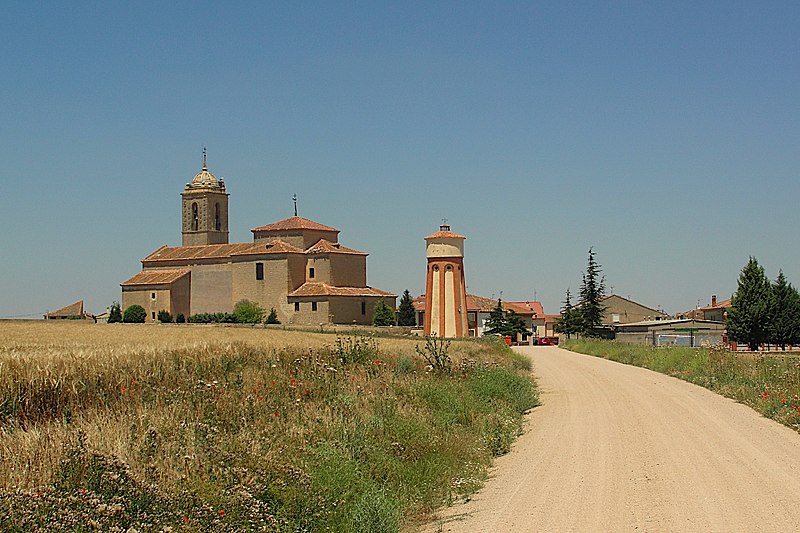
[3,1,799,318]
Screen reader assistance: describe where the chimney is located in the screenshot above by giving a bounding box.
[711,295,717,307]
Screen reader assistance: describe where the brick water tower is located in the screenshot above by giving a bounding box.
[424,222,468,337]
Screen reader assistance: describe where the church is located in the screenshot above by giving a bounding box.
[121,153,396,324]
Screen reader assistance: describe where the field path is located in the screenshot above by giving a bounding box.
[422,345,800,532]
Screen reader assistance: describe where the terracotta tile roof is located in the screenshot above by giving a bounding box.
[507,301,545,316]
[699,298,731,311]
[413,293,531,315]
[121,269,191,286]
[305,239,367,256]
[142,240,303,263]
[46,300,84,318]
[425,230,466,240]
[251,216,339,234]
[236,239,305,255]
[288,282,396,298]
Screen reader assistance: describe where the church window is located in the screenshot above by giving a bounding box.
[361,302,366,315]
[294,302,300,312]
[255,263,264,280]
[151,292,156,300]
[151,312,156,320]
[192,203,199,231]
[309,267,315,279]
[215,203,221,231]
[312,302,318,311]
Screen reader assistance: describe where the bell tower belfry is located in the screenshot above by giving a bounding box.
[181,149,229,246]
[424,222,468,338]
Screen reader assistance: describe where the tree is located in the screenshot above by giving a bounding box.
[233,299,265,324]
[108,301,122,323]
[397,290,416,326]
[578,247,607,336]
[505,310,529,339]
[157,310,173,323]
[372,299,396,326]
[265,307,281,325]
[484,299,508,336]
[727,257,772,351]
[555,288,582,339]
[769,270,800,350]
[122,304,146,323]
[176,313,186,324]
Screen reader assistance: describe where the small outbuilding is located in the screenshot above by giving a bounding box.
[614,319,726,347]
[44,300,94,321]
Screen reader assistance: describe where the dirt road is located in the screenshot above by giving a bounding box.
[423,345,800,532]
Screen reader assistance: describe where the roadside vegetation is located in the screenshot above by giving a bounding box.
[0,321,537,532]
[564,339,800,432]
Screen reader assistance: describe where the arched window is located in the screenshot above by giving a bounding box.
[192,203,199,231]
[215,203,221,231]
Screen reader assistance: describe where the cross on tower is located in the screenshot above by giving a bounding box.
[293,194,298,217]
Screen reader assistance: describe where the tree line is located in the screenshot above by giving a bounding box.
[728,257,800,351]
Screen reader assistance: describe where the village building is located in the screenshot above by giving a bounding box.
[414,293,546,339]
[121,154,396,324]
[44,300,94,321]
[599,294,669,326]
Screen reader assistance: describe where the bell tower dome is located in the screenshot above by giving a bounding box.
[423,222,468,337]
[181,149,230,246]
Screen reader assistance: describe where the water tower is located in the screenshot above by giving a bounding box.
[424,222,468,337]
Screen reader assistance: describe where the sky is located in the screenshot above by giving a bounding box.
[2,1,799,318]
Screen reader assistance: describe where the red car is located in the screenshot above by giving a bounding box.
[538,337,555,346]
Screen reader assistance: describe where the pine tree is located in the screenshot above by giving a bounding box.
[265,307,281,324]
[578,247,607,336]
[484,299,508,336]
[372,299,396,326]
[397,290,416,326]
[505,310,529,339]
[727,257,773,351]
[769,270,800,350]
[555,288,582,339]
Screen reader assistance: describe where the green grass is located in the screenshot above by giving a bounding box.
[564,339,800,432]
[0,327,538,532]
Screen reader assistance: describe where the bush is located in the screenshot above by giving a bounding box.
[265,307,281,324]
[187,312,237,324]
[107,302,122,324]
[157,310,172,323]
[122,305,146,323]
[175,313,185,324]
[372,299,396,326]
[233,300,265,324]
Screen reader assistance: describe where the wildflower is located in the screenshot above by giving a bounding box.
[120,386,127,394]
[219,509,225,518]
[304,389,310,395]
[761,392,769,399]
[273,411,278,417]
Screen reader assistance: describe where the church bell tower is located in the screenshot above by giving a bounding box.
[424,222,468,337]
[181,149,229,246]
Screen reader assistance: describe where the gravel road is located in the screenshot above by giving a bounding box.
[422,345,800,532]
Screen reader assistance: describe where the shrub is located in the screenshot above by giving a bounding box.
[188,312,237,324]
[265,307,281,324]
[122,305,146,323]
[415,336,452,372]
[157,310,172,323]
[175,313,185,324]
[107,302,122,324]
[372,299,396,326]
[233,300,265,324]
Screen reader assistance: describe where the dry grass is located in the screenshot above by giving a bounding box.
[0,321,536,532]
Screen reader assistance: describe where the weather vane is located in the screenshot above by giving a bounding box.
[293,194,298,217]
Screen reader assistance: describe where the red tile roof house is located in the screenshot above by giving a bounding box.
[413,294,542,339]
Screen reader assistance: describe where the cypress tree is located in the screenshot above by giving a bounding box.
[555,288,582,339]
[578,247,607,336]
[727,257,772,351]
[769,270,800,350]
[397,290,417,326]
